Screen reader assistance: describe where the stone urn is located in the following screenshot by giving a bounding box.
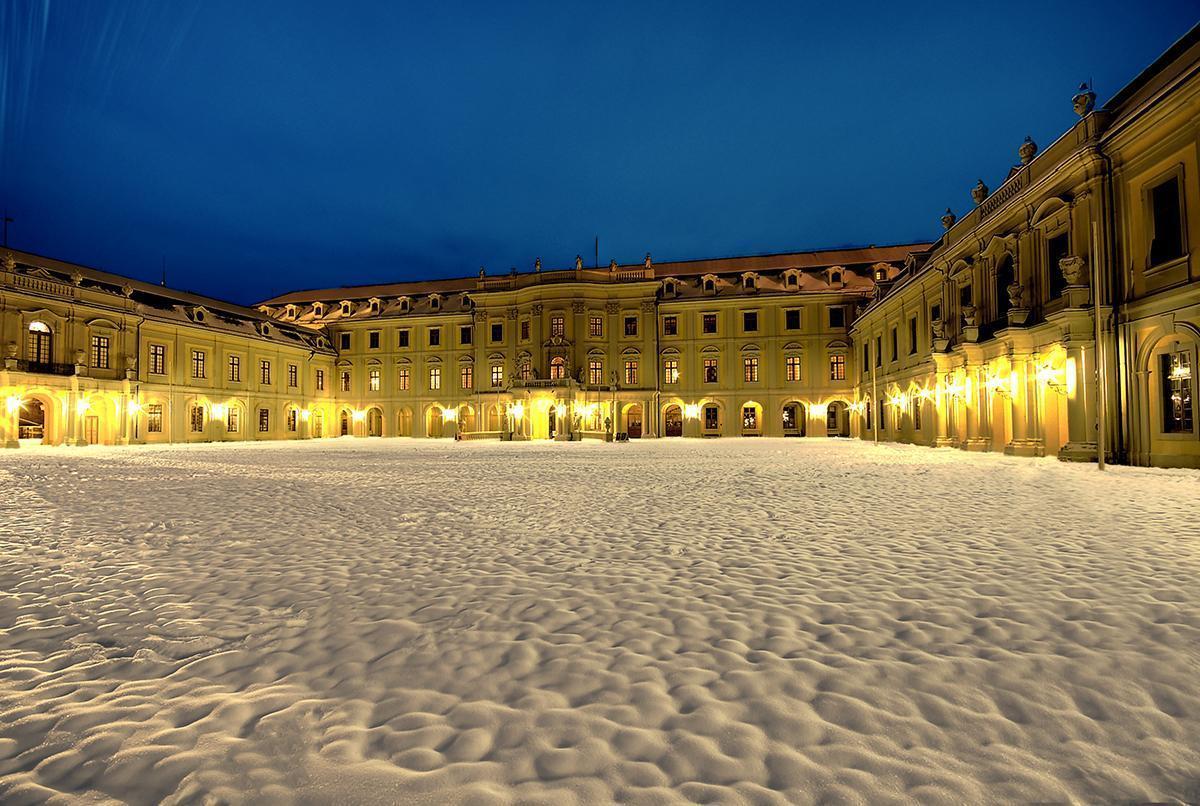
[971,179,989,206]
[931,318,949,352]
[941,208,957,230]
[1018,136,1038,165]
[1072,82,1096,116]
[1059,255,1087,286]
[3,340,16,370]
[1006,282,1031,326]
[961,305,980,343]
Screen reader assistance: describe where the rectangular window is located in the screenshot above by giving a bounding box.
[1149,175,1185,267]
[491,322,504,343]
[288,363,298,387]
[429,327,441,347]
[588,359,603,385]
[865,400,872,431]
[260,360,272,385]
[227,408,239,433]
[551,316,565,337]
[662,315,677,336]
[147,404,163,433]
[663,359,679,384]
[743,311,758,333]
[90,335,110,369]
[704,405,719,430]
[460,364,473,390]
[340,332,351,350]
[742,406,757,430]
[397,329,410,348]
[785,354,801,382]
[368,331,380,349]
[491,364,504,387]
[429,367,441,390]
[702,313,717,334]
[519,361,532,381]
[862,343,869,377]
[913,398,922,431]
[828,307,845,328]
[316,369,325,390]
[258,409,270,432]
[785,309,801,330]
[190,405,204,432]
[460,325,473,345]
[743,355,759,382]
[149,344,166,375]
[590,316,604,337]
[521,319,531,340]
[879,398,886,430]
[1162,351,1193,433]
[287,409,297,432]
[829,354,846,381]
[703,357,718,384]
[909,317,918,354]
[624,359,638,386]
[931,303,942,324]
[960,284,973,307]
[369,367,381,391]
[398,367,410,390]
[228,355,241,382]
[191,350,206,379]
[340,370,351,392]
[874,337,882,368]
[1047,232,1070,298]
[890,328,898,361]
[624,316,638,337]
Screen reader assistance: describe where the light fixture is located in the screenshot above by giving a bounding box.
[5,395,21,414]
[127,401,142,415]
[351,409,366,422]
[211,403,227,419]
[509,403,524,420]
[810,402,828,416]
[684,403,700,419]
[442,408,457,422]
[299,409,311,421]
[554,403,566,418]
[76,399,92,415]
[1170,363,1192,381]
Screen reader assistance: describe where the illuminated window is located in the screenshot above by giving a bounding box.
[663,359,679,384]
[1162,350,1193,433]
[288,363,298,387]
[190,405,204,432]
[742,406,757,430]
[519,360,532,381]
[491,363,504,387]
[624,359,639,386]
[703,357,718,384]
[913,398,922,431]
[829,354,846,381]
[90,335,110,369]
[429,367,441,390]
[316,369,325,390]
[550,356,566,380]
[149,344,166,375]
[702,313,717,334]
[260,360,272,385]
[704,405,719,430]
[27,321,52,364]
[370,368,381,391]
[228,355,241,382]
[460,364,473,390]
[191,350,206,379]
[550,316,565,337]
[743,356,759,383]
[340,370,351,392]
[589,316,603,337]
[287,409,297,432]
[785,354,801,382]
[588,359,603,385]
[662,316,677,336]
[398,367,410,390]
[227,408,239,433]
[147,404,163,433]
[258,409,270,432]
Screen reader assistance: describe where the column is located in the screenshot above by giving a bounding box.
[1060,342,1099,461]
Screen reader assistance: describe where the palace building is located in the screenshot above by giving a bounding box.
[2,24,1198,467]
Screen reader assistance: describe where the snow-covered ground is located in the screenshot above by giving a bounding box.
[0,439,1198,805]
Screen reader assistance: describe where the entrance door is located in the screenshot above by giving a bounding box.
[84,415,99,445]
[340,411,350,436]
[664,405,683,437]
[783,404,806,436]
[626,405,643,439]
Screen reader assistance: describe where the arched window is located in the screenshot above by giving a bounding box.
[550,356,566,380]
[27,321,52,365]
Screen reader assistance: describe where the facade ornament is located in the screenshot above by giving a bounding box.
[605,301,620,314]
[121,283,134,297]
[1007,281,1025,309]
[0,251,14,272]
[1059,255,1088,286]
[644,253,652,270]
[971,179,989,206]
[640,300,656,313]
[74,348,86,366]
[930,317,946,341]
[609,259,618,272]
[1018,136,1038,165]
[1072,82,1096,116]
[71,271,84,286]
[575,255,583,270]
[531,303,543,315]
[506,306,518,320]
[478,266,486,278]
[5,340,17,359]
[509,267,517,277]
[534,257,541,272]
[961,304,978,328]
[571,300,586,314]
[941,208,956,230]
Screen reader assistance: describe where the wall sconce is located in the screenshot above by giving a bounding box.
[441,408,457,422]
[211,403,227,419]
[127,401,142,416]
[299,409,311,421]
[684,403,700,419]
[352,409,367,422]
[77,399,92,415]
[554,403,566,418]
[1037,363,1067,392]
[508,403,525,420]
[6,395,22,414]
[810,402,828,416]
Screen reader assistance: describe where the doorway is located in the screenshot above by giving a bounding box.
[664,405,683,437]
[626,404,643,439]
[19,399,45,441]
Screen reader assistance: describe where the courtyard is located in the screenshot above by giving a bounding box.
[0,438,1198,804]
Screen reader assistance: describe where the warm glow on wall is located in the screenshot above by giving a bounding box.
[5,395,20,414]
[509,403,524,420]
[211,403,227,419]
[299,409,311,421]
[684,403,700,419]
[442,408,457,422]
[76,399,92,415]
[352,409,366,422]
[810,402,828,416]
[554,403,566,418]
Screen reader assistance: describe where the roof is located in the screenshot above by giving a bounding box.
[258,242,932,306]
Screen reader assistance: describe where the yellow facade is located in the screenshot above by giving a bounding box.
[4,26,1199,466]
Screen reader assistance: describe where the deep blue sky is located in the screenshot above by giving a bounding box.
[2,2,1197,304]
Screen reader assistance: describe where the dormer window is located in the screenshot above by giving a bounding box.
[192,307,206,323]
[702,275,718,295]
[258,322,271,337]
[742,272,759,292]
[399,297,411,313]
[284,304,297,320]
[664,280,675,296]
[340,301,353,316]
[368,297,380,315]
[430,294,442,311]
[312,302,325,317]
[460,293,472,309]
[786,274,798,287]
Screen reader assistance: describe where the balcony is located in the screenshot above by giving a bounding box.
[12,360,77,376]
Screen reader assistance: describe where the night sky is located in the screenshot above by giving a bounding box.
[2,2,1196,304]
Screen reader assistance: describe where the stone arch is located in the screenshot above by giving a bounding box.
[740,400,764,435]
[396,406,413,437]
[365,406,384,437]
[781,399,806,436]
[826,398,851,437]
[425,404,446,438]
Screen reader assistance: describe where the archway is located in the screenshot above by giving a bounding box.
[458,405,476,434]
[397,407,413,437]
[18,398,46,442]
[366,407,384,437]
[312,410,325,438]
[426,406,445,438]
[624,403,643,439]
[827,401,850,437]
[339,408,352,436]
[664,404,683,437]
[486,403,504,432]
[741,401,763,436]
[782,402,806,436]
